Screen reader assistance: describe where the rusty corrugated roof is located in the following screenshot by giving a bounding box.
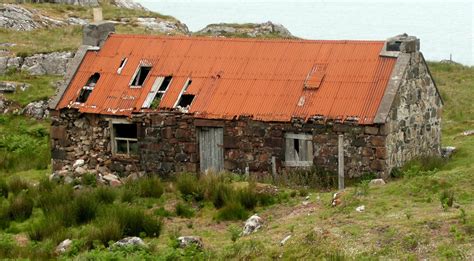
[57,34,397,124]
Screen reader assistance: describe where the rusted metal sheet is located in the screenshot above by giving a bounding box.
[56,35,397,124]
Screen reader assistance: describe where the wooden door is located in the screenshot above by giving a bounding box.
[198,127,224,173]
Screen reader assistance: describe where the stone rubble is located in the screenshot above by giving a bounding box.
[242,214,263,236]
[177,236,204,249]
[22,100,49,119]
[441,146,456,158]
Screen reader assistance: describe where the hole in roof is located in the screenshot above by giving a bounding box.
[76,73,100,103]
[130,66,152,87]
[117,58,127,74]
[177,94,195,108]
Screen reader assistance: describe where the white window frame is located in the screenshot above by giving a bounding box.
[284,133,313,167]
[129,63,152,88]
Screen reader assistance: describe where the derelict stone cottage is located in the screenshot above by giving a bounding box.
[49,22,442,180]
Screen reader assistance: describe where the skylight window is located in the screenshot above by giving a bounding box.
[117,58,127,74]
[130,65,152,87]
[76,73,100,103]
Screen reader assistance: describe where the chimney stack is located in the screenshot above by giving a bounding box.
[82,21,115,47]
[92,8,103,22]
[380,33,420,57]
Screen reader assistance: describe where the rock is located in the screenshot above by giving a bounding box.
[112,237,145,248]
[74,166,87,175]
[369,179,386,186]
[355,205,365,212]
[112,0,145,10]
[280,235,291,246]
[0,4,65,31]
[196,21,294,38]
[21,52,74,75]
[441,146,456,158]
[73,184,83,190]
[22,100,49,119]
[49,172,61,182]
[55,239,72,254]
[302,200,310,206]
[132,17,189,34]
[66,17,88,25]
[103,174,122,186]
[73,159,85,168]
[177,236,203,249]
[242,214,263,236]
[461,130,474,136]
[0,81,30,93]
[64,176,74,184]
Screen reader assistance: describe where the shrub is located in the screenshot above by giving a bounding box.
[440,189,455,210]
[238,186,258,210]
[155,207,173,218]
[107,206,162,238]
[175,202,194,218]
[94,186,117,204]
[72,191,99,224]
[211,183,233,209]
[28,217,66,242]
[37,178,54,193]
[37,185,74,212]
[8,177,29,194]
[176,173,202,200]
[82,173,97,187]
[88,219,123,246]
[0,233,17,259]
[120,187,135,203]
[227,225,241,242]
[8,192,34,221]
[0,179,8,198]
[136,176,164,198]
[216,202,248,221]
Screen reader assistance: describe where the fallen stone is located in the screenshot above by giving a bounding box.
[74,166,87,175]
[242,214,263,236]
[355,205,365,212]
[177,236,203,249]
[0,81,17,93]
[369,179,386,186]
[73,159,85,168]
[112,237,145,248]
[55,239,72,254]
[49,172,61,182]
[64,176,74,184]
[103,174,122,186]
[280,234,291,246]
[462,130,474,136]
[441,146,456,158]
[73,185,83,190]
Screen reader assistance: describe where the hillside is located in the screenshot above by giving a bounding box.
[0,2,473,260]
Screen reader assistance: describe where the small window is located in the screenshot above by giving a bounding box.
[76,73,100,103]
[117,58,127,74]
[130,65,152,87]
[284,133,313,167]
[112,123,138,156]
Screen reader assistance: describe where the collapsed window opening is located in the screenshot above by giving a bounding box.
[130,66,152,87]
[285,133,313,167]
[177,94,195,108]
[112,123,138,156]
[117,58,127,74]
[76,73,100,103]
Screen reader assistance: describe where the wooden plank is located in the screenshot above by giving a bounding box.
[142,76,164,108]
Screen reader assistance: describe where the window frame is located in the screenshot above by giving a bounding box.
[129,64,152,88]
[284,133,314,167]
[109,119,139,157]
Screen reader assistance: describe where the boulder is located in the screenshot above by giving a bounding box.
[461,130,474,136]
[22,100,49,119]
[355,205,365,212]
[369,179,386,186]
[73,159,85,168]
[112,237,145,248]
[242,214,263,236]
[0,81,16,93]
[441,146,456,158]
[103,174,122,186]
[74,166,87,175]
[132,17,189,34]
[21,52,74,75]
[55,239,72,254]
[177,236,203,249]
[112,0,145,10]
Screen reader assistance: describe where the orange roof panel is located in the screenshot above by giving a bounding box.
[57,35,396,124]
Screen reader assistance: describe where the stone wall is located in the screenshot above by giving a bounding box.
[51,109,391,179]
[385,52,442,172]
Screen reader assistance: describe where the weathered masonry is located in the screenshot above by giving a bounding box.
[49,23,442,180]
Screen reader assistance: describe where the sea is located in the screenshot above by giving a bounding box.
[136,0,474,66]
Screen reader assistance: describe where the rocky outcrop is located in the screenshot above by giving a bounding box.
[118,17,189,34]
[15,0,98,6]
[0,52,74,75]
[196,21,294,38]
[0,4,86,31]
[112,0,145,10]
[22,100,49,119]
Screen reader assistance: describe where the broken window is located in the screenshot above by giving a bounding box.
[76,73,100,103]
[142,76,173,109]
[130,65,152,87]
[117,58,127,74]
[174,78,194,109]
[112,123,138,156]
[284,133,313,167]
